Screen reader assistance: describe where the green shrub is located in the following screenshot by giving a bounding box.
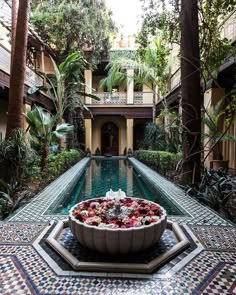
[134,150,181,178]
[0,179,32,219]
[186,169,236,223]
[0,129,35,184]
[142,122,181,153]
[46,149,84,180]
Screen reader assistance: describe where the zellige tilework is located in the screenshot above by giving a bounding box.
[0,157,235,294]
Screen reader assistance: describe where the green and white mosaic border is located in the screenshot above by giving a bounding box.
[129,158,230,226]
[8,158,90,222]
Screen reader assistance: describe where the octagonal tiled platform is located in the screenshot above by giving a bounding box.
[45,220,190,274]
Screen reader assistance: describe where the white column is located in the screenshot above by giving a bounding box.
[204,88,225,168]
[85,118,92,151]
[126,118,133,151]
[84,69,92,104]
[127,68,134,104]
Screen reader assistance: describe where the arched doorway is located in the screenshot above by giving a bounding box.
[101,122,119,155]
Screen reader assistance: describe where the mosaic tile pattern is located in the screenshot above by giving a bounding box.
[175,251,236,294]
[58,227,177,264]
[0,255,33,295]
[1,158,235,294]
[37,223,197,276]
[130,158,231,226]
[190,225,236,250]
[0,237,234,294]
[0,223,46,244]
[0,245,150,295]
[7,157,232,228]
[7,158,90,222]
[195,262,236,294]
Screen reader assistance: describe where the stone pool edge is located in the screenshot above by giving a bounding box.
[6,158,90,222]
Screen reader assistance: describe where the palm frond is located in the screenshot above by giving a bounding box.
[76,91,101,101]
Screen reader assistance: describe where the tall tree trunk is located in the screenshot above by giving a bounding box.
[180,0,201,183]
[10,0,17,71]
[6,0,30,138]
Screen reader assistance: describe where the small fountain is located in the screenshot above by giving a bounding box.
[68,189,167,254]
[46,189,190,273]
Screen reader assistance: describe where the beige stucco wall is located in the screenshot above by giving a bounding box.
[142,92,153,104]
[91,116,127,155]
[0,99,7,140]
[143,83,152,92]
[169,43,180,74]
[41,55,55,74]
[22,103,31,131]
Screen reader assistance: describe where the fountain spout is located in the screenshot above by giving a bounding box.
[105,189,126,218]
[114,198,121,216]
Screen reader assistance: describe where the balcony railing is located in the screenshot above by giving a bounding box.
[134,92,143,104]
[170,68,181,91]
[222,12,236,42]
[0,44,45,90]
[91,92,154,105]
[92,92,127,104]
[134,92,153,104]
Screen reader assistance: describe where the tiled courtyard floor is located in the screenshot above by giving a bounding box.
[0,158,235,294]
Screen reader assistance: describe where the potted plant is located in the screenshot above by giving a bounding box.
[204,96,236,170]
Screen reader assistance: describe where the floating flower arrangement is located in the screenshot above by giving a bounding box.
[72,197,164,229]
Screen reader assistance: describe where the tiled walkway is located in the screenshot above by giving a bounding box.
[0,157,235,294]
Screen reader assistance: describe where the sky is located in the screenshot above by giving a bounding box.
[106,0,142,35]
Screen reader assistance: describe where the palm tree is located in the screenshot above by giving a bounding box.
[29,52,99,149]
[10,0,17,70]
[6,0,30,138]
[180,0,201,183]
[99,38,169,122]
[48,52,87,124]
[29,52,99,122]
[99,70,127,95]
[24,106,74,171]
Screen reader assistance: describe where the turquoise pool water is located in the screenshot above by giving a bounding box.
[48,158,184,216]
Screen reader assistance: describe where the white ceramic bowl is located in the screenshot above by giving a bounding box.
[69,198,167,254]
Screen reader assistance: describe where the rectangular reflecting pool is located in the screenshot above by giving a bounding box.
[47,158,185,216]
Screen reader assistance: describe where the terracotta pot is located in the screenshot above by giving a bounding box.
[69,198,167,254]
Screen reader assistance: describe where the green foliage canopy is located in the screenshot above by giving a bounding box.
[138,0,236,83]
[100,37,170,96]
[30,0,116,67]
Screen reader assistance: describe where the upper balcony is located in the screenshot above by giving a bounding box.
[90,92,153,105]
[169,68,181,92]
[0,43,51,97]
[167,12,236,95]
[84,68,154,106]
[221,12,236,43]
